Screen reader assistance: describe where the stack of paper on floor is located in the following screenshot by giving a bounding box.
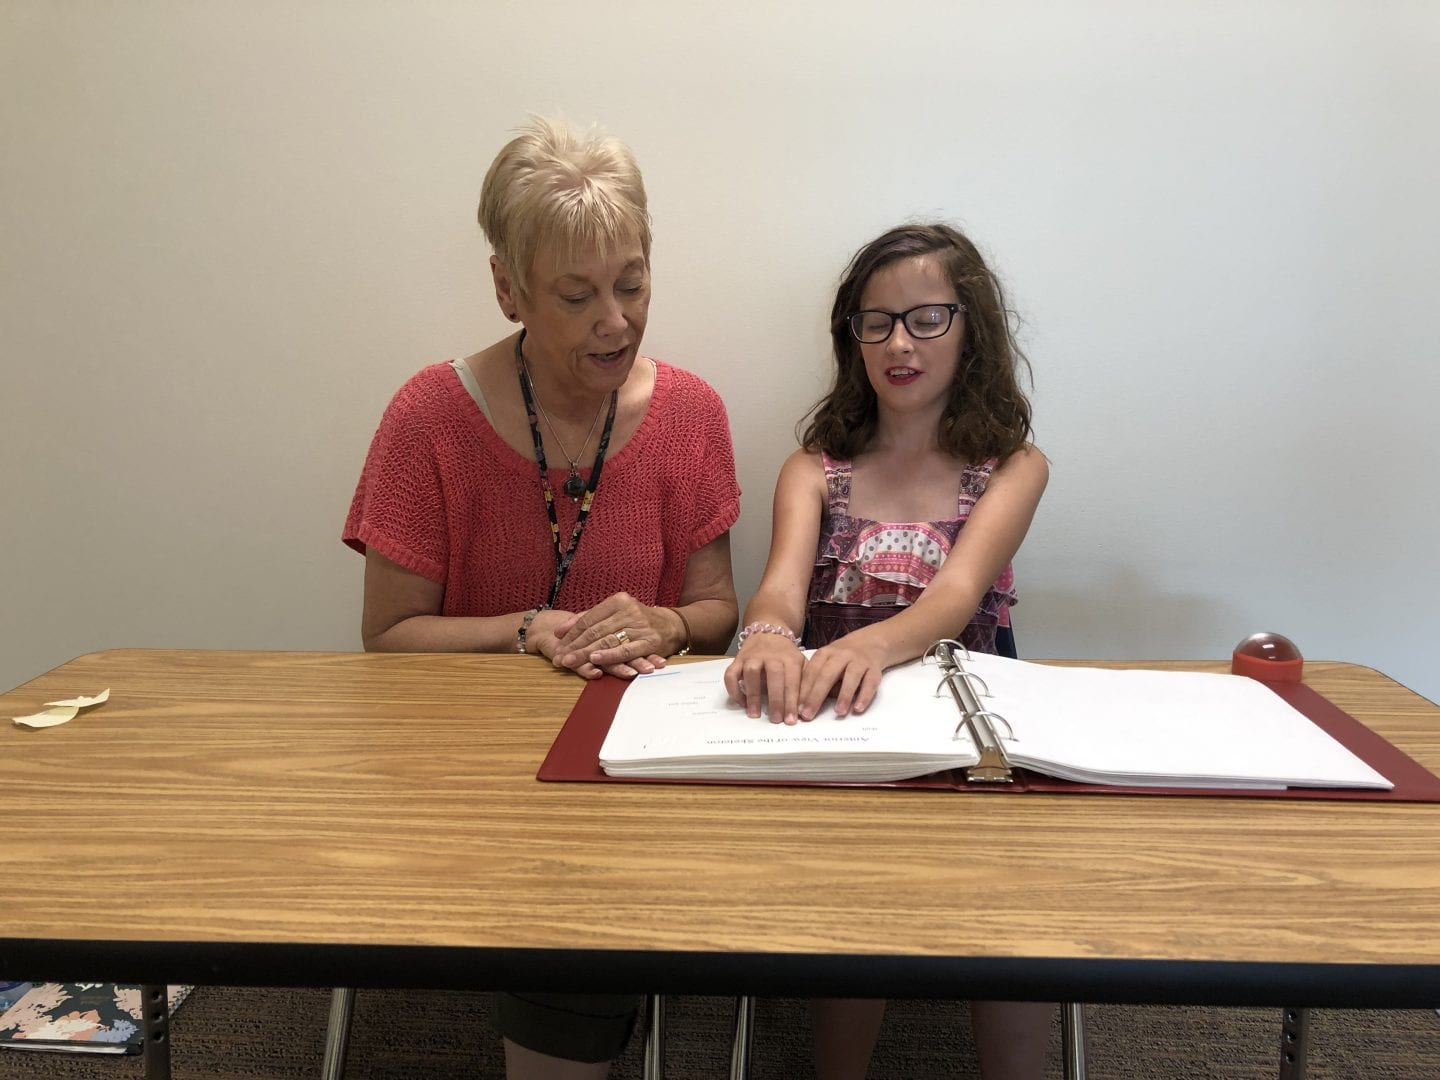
[597,654,1392,789]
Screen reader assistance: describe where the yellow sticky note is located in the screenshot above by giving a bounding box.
[44,688,111,709]
[14,705,81,729]
[13,688,111,728]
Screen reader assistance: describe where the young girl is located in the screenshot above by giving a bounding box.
[723,223,1051,1080]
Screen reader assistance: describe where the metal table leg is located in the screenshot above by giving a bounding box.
[1278,1006,1309,1080]
[140,984,171,1080]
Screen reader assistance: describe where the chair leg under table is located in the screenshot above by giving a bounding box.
[728,994,756,1080]
[642,993,667,1080]
[1060,1002,1088,1080]
[321,987,356,1080]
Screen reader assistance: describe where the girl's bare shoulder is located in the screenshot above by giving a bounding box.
[993,442,1050,489]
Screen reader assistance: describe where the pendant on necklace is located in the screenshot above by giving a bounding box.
[563,471,586,500]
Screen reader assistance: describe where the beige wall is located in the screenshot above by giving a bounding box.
[3,2,1437,700]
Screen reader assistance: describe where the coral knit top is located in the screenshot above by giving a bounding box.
[343,359,741,615]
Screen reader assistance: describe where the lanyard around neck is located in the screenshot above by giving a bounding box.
[514,330,618,609]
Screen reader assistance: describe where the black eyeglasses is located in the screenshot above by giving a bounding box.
[848,303,964,344]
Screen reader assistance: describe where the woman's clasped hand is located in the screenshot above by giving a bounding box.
[548,591,681,677]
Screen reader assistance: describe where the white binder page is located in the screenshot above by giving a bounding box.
[960,654,1391,789]
[599,657,979,780]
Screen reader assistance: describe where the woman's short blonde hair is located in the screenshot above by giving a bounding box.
[478,116,652,301]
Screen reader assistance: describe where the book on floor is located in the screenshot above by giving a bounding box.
[0,983,192,1054]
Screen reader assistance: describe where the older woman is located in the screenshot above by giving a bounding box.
[343,118,740,1077]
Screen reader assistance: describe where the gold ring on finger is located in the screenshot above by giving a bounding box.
[615,628,630,645]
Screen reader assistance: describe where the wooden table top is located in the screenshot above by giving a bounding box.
[2,649,1438,1006]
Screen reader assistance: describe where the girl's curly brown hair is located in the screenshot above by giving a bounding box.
[800,223,1033,463]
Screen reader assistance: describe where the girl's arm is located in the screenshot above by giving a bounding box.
[723,450,825,724]
[797,444,1050,720]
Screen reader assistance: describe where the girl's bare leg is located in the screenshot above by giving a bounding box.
[970,1000,1052,1080]
[810,997,887,1080]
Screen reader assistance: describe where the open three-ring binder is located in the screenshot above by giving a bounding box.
[929,638,1014,783]
[538,645,1440,802]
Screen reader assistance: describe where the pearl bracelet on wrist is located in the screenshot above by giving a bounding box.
[516,607,541,654]
[736,621,801,649]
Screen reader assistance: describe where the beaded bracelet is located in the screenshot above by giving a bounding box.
[736,621,801,649]
[665,606,693,657]
[516,607,542,654]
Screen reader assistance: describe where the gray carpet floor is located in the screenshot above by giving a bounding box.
[1,989,1438,1078]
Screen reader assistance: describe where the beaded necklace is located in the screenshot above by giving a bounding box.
[514,330,618,609]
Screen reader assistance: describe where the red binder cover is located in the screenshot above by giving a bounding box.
[537,673,1440,803]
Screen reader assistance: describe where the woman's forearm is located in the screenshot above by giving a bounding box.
[363,612,529,654]
[672,596,739,655]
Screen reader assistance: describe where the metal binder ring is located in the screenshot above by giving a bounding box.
[974,710,1015,741]
[923,638,972,666]
[934,669,988,701]
[953,710,1016,743]
[958,670,990,698]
